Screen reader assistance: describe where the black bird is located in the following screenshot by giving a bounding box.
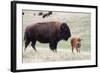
[38,12,43,16]
[42,11,52,18]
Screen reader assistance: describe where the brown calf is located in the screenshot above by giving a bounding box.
[71,36,81,53]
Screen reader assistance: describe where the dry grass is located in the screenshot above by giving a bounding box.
[22,10,91,63]
[23,47,91,63]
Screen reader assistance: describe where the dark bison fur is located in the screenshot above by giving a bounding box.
[24,21,71,52]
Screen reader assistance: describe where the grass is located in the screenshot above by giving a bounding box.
[23,10,91,52]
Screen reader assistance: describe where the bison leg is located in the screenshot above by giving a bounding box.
[78,48,80,53]
[77,48,80,53]
[49,42,57,52]
[76,48,79,53]
[25,40,30,50]
[31,41,37,51]
[72,47,74,53]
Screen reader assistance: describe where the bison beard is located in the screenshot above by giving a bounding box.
[24,21,71,52]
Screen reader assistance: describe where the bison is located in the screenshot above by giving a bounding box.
[71,36,81,53]
[24,21,71,52]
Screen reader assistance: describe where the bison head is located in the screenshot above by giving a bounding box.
[60,23,71,40]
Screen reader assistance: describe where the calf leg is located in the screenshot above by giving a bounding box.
[72,47,74,53]
[71,44,74,53]
[79,48,80,53]
[76,48,79,53]
[77,48,80,53]
[31,41,37,51]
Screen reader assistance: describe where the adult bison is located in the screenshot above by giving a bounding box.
[24,21,71,52]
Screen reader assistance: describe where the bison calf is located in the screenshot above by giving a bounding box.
[71,36,81,53]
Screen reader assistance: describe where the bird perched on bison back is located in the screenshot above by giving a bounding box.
[24,21,71,52]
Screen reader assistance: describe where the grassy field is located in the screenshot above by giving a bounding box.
[22,10,91,63]
[23,10,91,51]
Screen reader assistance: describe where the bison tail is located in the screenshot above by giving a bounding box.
[24,31,31,41]
[24,31,29,41]
[24,31,31,51]
[24,32,26,41]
